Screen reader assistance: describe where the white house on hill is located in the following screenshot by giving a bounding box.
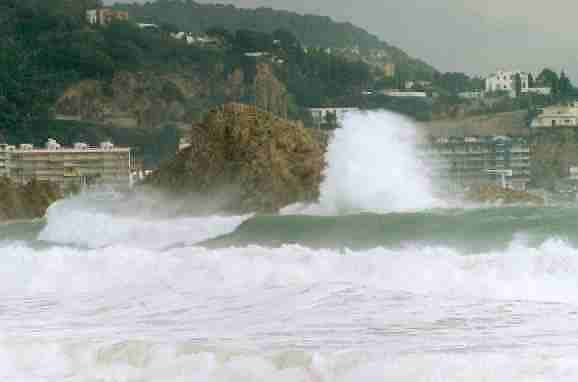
[485,70,529,97]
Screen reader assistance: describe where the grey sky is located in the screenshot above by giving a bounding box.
[106,0,578,79]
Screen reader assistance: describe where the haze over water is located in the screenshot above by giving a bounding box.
[2,111,578,381]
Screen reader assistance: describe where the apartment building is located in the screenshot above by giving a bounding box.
[422,136,531,191]
[1,140,132,191]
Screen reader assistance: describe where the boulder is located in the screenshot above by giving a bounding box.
[146,103,325,213]
[0,178,61,221]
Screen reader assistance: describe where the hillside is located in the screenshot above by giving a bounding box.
[112,0,437,80]
[1,0,376,155]
[425,111,530,137]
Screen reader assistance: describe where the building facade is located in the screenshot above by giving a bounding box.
[458,91,484,99]
[522,87,552,96]
[0,144,10,178]
[531,101,578,128]
[1,140,132,191]
[422,136,531,191]
[86,8,129,26]
[485,70,530,97]
[380,90,428,98]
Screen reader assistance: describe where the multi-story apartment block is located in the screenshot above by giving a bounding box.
[422,136,531,191]
[0,140,132,191]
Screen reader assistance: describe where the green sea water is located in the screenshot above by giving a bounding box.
[203,206,578,252]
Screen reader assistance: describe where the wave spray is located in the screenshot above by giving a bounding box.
[317,110,440,214]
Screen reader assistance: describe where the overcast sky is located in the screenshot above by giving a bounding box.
[106,0,578,79]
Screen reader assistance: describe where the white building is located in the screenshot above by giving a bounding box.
[522,87,552,96]
[0,139,133,191]
[137,23,159,30]
[531,101,578,128]
[458,90,484,99]
[381,90,428,98]
[485,70,530,97]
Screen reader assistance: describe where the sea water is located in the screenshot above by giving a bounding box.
[1,111,578,381]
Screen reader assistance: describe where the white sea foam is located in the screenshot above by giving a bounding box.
[38,196,248,249]
[2,237,578,302]
[1,341,577,382]
[1,109,576,380]
[3,204,578,379]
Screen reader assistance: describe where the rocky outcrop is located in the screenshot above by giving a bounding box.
[55,63,292,129]
[465,184,543,205]
[0,178,61,221]
[145,103,325,213]
[55,72,203,128]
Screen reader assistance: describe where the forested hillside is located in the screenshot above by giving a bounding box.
[0,0,379,140]
[112,0,437,80]
[1,0,442,163]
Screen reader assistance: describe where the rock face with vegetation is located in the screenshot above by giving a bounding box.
[0,178,61,221]
[146,103,325,213]
[465,185,544,205]
[55,63,293,129]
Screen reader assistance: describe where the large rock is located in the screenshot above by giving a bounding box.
[146,103,325,213]
[0,178,61,221]
[465,184,544,205]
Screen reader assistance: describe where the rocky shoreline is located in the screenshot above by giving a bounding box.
[0,178,61,221]
[465,184,544,205]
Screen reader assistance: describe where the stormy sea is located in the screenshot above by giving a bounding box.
[2,112,578,381]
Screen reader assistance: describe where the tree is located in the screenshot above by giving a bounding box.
[205,27,234,45]
[0,38,52,134]
[559,70,573,101]
[514,73,522,97]
[159,22,179,35]
[324,111,338,129]
[537,68,559,96]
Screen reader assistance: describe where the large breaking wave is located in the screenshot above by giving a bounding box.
[2,111,578,380]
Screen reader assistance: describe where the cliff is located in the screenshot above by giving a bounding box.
[0,178,61,221]
[145,103,325,213]
[55,63,292,129]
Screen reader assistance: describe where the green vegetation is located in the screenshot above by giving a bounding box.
[1,0,404,142]
[0,0,208,146]
[113,0,436,81]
